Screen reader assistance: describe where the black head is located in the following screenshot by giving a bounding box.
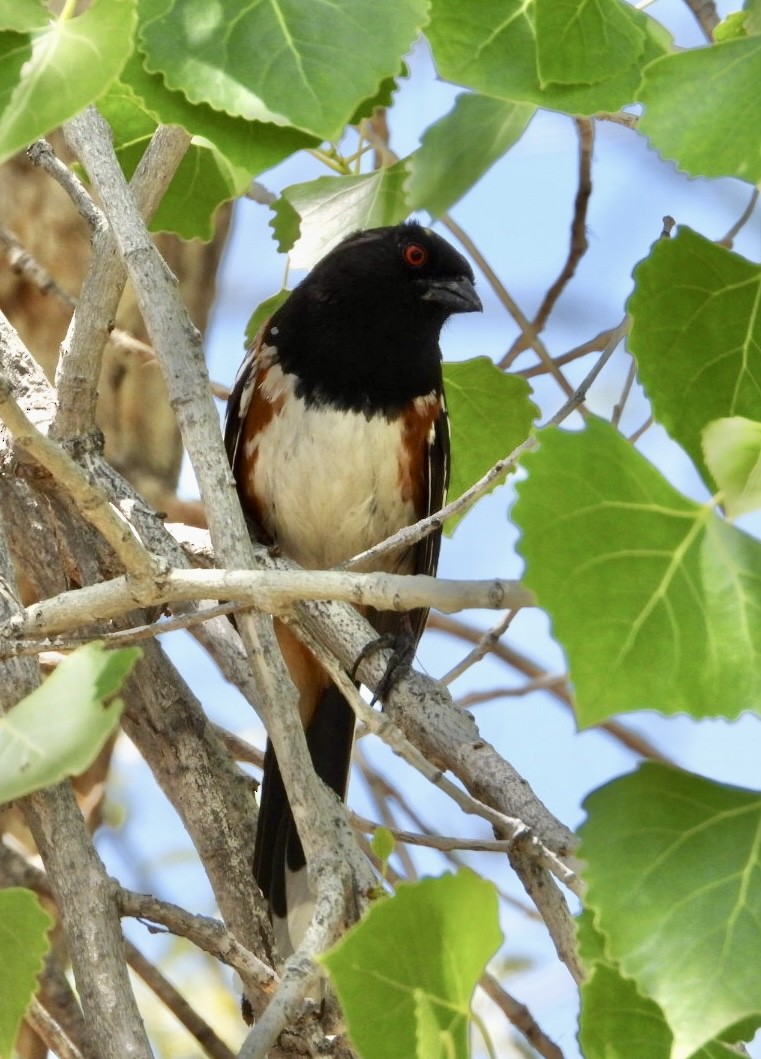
[266,222,481,415]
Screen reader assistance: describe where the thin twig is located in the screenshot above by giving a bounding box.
[26,999,85,1059]
[503,118,594,365]
[117,888,278,997]
[442,214,576,399]
[628,414,653,444]
[610,356,638,427]
[717,187,759,249]
[455,675,568,706]
[547,316,630,425]
[0,602,247,657]
[27,140,104,232]
[0,225,77,305]
[479,973,565,1059]
[352,812,550,856]
[126,941,236,1059]
[517,325,619,379]
[429,613,675,764]
[442,609,518,685]
[595,111,639,129]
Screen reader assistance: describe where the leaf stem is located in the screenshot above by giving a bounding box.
[58,0,78,21]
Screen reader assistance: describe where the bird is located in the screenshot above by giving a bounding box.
[224,221,481,958]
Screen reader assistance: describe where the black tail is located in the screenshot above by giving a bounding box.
[253,683,355,947]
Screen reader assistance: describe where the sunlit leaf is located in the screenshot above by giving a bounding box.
[0,0,136,165]
[0,643,140,804]
[581,764,761,1059]
[628,227,761,489]
[444,358,537,531]
[427,0,670,116]
[0,889,52,1059]
[139,0,427,140]
[271,163,409,268]
[639,36,761,183]
[513,418,761,725]
[321,871,501,1059]
[703,417,761,518]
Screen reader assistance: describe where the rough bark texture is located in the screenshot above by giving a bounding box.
[0,132,230,516]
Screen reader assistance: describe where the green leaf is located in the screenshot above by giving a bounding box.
[414,990,456,1059]
[576,907,607,968]
[244,289,292,345]
[99,80,249,240]
[119,49,316,173]
[269,195,302,256]
[0,0,137,166]
[0,889,52,1059]
[406,94,535,218]
[349,64,408,126]
[580,763,761,1059]
[534,0,645,87]
[579,933,749,1059]
[139,0,428,141]
[746,0,761,35]
[370,826,395,867]
[0,643,140,804]
[703,417,761,519]
[714,11,750,41]
[513,417,761,725]
[443,358,537,531]
[0,33,34,130]
[628,227,761,489]
[639,36,761,183]
[272,162,410,268]
[0,0,48,32]
[320,870,501,1059]
[426,0,671,117]
[579,964,674,1059]
[153,142,248,240]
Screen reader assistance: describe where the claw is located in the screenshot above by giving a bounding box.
[351,629,415,704]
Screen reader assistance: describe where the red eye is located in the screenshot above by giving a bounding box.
[403,243,428,268]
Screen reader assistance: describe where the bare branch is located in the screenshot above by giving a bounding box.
[480,973,565,1059]
[430,613,675,764]
[0,361,163,582]
[0,511,152,1059]
[64,108,375,1041]
[0,224,77,306]
[679,0,719,39]
[27,140,104,232]
[51,124,191,440]
[4,565,531,641]
[517,324,619,379]
[25,1000,86,1059]
[718,187,759,249]
[126,941,237,1059]
[118,887,277,995]
[442,213,576,398]
[503,117,594,365]
[441,609,517,685]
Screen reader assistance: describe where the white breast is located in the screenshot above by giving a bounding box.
[243,366,416,569]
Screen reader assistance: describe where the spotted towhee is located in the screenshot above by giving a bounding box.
[225,221,481,955]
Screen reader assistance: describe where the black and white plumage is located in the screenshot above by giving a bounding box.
[224,222,480,959]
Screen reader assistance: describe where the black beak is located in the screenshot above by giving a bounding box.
[420,275,482,314]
